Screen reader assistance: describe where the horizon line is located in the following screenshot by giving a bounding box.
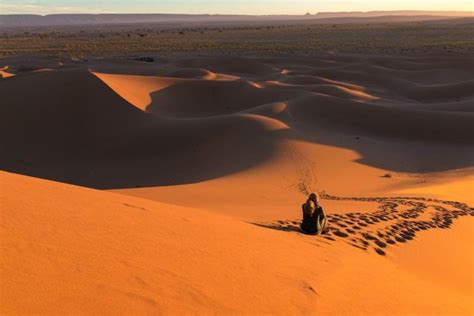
[2,9,473,17]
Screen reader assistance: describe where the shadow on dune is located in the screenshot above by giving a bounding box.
[145,79,300,118]
[0,69,287,189]
[282,94,474,173]
[1,55,474,189]
[146,57,474,173]
[252,194,474,256]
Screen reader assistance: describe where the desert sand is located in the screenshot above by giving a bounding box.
[1,53,473,314]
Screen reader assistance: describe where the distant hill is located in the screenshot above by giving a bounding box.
[314,10,473,19]
[0,11,472,27]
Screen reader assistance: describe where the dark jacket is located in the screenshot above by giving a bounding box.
[301,201,325,234]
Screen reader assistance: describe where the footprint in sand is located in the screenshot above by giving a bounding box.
[254,194,472,256]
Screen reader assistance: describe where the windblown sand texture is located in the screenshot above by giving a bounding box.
[1,53,473,315]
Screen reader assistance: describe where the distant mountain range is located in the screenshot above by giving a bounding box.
[0,11,472,27]
[314,10,472,18]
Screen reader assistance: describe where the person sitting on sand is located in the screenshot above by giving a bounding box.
[301,192,329,235]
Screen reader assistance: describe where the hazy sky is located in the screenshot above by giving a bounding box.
[1,0,473,15]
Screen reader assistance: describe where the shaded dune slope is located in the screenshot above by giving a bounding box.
[1,54,473,188]
[93,55,473,174]
[287,94,474,144]
[0,69,286,188]
[145,79,301,117]
[0,69,152,151]
[93,63,474,145]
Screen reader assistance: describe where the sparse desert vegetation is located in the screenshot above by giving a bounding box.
[1,19,473,58]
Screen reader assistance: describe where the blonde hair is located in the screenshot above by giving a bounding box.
[309,192,320,203]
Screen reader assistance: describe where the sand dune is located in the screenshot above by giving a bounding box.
[1,53,473,314]
[95,72,302,117]
[0,66,14,78]
[0,69,288,188]
[2,171,473,314]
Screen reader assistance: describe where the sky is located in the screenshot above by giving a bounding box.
[1,0,473,15]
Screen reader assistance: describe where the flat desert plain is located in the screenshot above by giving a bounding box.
[1,49,474,314]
